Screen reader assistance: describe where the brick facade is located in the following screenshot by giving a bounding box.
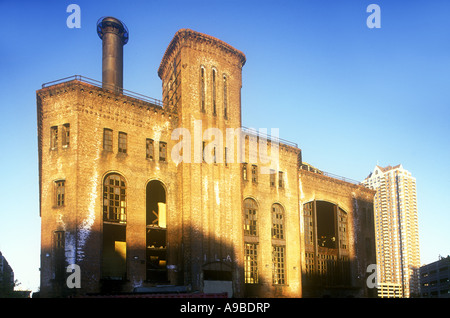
[37,29,375,298]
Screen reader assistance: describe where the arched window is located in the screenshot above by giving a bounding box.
[200,66,206,112]
[243,198,258,236]
[103,173,126,224]
[223,74,228,118]
[271,204,285,240]
[212,68,217,115]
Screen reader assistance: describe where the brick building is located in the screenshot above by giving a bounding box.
[37,18,376,298]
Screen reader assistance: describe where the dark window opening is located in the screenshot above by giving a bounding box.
[316,201,336,249]
[53,231,65,282]
[102,223,126,280]
[146,180,168,283]
[204,270,232,281]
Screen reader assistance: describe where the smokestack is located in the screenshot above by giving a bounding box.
[96,17,129,92]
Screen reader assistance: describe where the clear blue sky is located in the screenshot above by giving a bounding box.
[1,0,449,292]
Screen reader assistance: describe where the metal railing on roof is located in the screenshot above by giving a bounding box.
[41,75,165,108]
[240,126,298,148]
[299,164,363,186]
[41,76,299,148]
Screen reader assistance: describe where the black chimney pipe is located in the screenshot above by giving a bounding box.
[96,17,129,92]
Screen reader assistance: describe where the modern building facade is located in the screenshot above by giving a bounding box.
[36,17,376,298]
[363,164,420,297]
[420,255,450,298]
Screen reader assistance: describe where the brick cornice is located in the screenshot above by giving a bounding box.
[158,29,246,79]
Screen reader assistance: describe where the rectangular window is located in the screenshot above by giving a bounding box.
[278,171,284,188]
[272,208,284,240]
[244,207,257,236]
[244,243,258,284]
[50,126,58,149]
[270,169,276,187]
[159,141,167,161]
[146,138,154,160]
[55,180,65,207]
[272,245,286,285]
[54,231,65,250]
[252,165,258,183]
[103,128,113,151]
[62,123,70,148]
[242,163,248,181]
[118,132,127,154]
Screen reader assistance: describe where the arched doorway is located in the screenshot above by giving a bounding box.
[146,180,168,283]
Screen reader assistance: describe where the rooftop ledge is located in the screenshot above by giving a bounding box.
[40,75,166,108]
[39,75,299,149]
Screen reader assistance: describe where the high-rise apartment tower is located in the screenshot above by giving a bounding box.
[364,164,420,297]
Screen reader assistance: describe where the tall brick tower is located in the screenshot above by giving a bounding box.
[158,29,247,295]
